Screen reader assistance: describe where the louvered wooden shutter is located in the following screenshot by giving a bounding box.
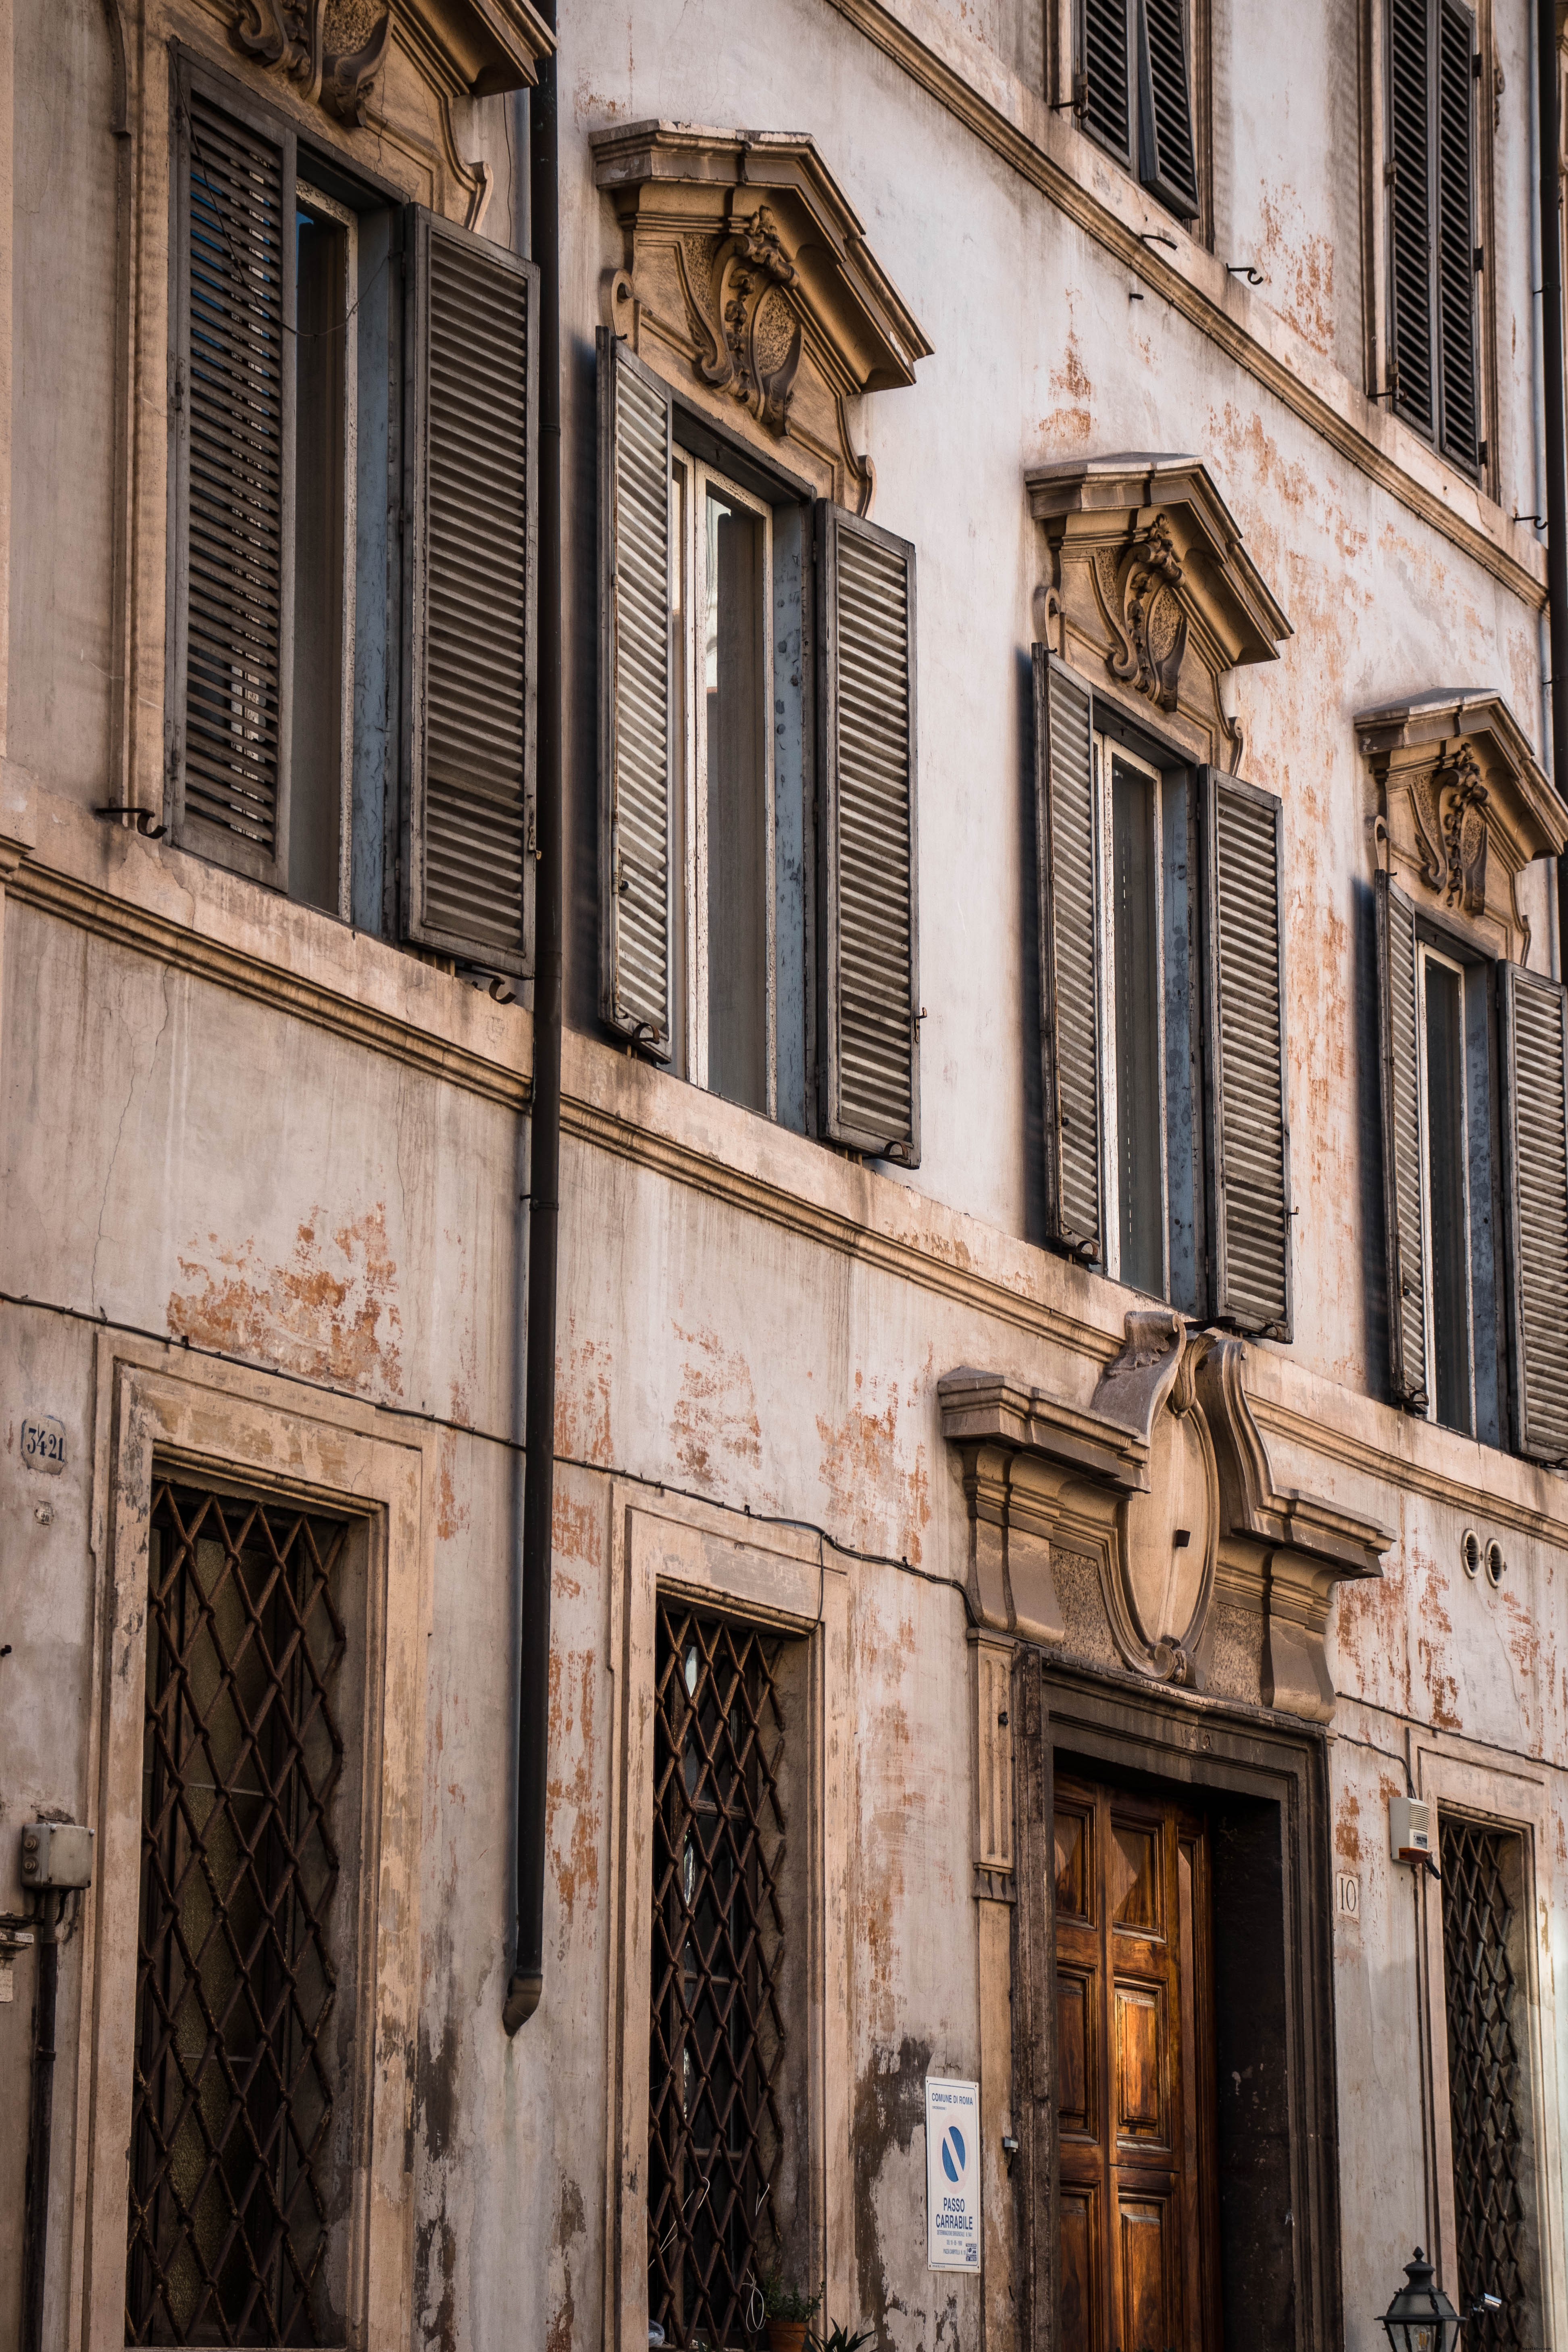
[817,503,920,1165]
[1388,0,1434,433]
[1081,0,1133,161]
[1199,771,1291,1337]
[1033,650,1103,1258]
[405,212,538,977]
[1138,0,1199,217]
[1435,0,1479,468]
[1375,874,1430,1410]
[1499,963,1568,1464]
[598,331,674,1053]
[170,77,296,885]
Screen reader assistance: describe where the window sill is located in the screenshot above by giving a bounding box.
[0,772,532,1112]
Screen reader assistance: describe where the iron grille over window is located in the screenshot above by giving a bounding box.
[128,1479,349,2347]
[1439,1817,1528,2352]
[648,1605,788,2348]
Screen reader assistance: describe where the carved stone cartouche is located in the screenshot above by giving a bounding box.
[232,0,392,126]
[1097,516,1190,712]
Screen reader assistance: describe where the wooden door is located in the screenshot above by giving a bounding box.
[1053,1775,1218,2352]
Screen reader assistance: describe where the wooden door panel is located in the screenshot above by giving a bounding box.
[1057,1968,1095,2140]
[1116,2192,1177,2352]
[1113,1981,1168,2148]
[1059,2184,1100,2352]
[1051,1778,1214,2352]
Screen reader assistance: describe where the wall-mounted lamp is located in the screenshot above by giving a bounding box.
[1378,2249,1462,2352]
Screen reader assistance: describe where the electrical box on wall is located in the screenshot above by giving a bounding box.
[20,1821,94,1890]
[1389,1796,1434,1866]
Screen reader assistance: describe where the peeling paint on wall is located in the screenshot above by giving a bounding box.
[167,1208,404,1394]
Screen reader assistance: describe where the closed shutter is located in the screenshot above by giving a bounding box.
[170,78,296,885]
[598,331,675,1053]
[1033,650,1103,1259]
[817,503,920,1165]
[1388,0,1434,434]
[1435,0,1479,468]
[1081,0,1133,161]
[1375,874,1430,1410]
[1138,0,1199,217]
[1199,770,1291,1338]
[1499,963,1568,1464]
[405,211,538,977]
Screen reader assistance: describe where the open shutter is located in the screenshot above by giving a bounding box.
[1375,874,1430,1410]
[1435,0,1479,468]
[598,332,674,1053]
[817,502,920,1165]
[405,211,537,978]
[1499,963,1568,1464]
[1138,0,1199,217]
[170,75,295,885]
[1200,770,1291,1337]
[1388,0,1434,433]
[1081,0,1133,161]
[1033,649,1103,1258]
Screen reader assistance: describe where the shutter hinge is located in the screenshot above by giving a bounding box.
[1472,49,1483,78]
[171,358,185,414]
[1384,158,1399,187]
[1474,244,1485,273]
[526,807,538,858]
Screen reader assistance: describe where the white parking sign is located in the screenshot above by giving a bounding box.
[924,2076,981,2271]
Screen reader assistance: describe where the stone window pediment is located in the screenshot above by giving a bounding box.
[1356,688,1568,964]
[591,121,933,512]
[1028,452,1292,769]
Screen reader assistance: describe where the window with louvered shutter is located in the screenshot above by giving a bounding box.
[1499,963,1568,1465]
[1033,649,1103,1259]
[1138,0,1199,218]
[816,503,920,1166]
[1080,0,1133,161]
[1387,0,1481,469]
[405,212,537,978]
[1199,770,1292,1339]
[1435,0,1478,467]
[1375,874,1431,1410]
[598,332,675,1055]
[170,81,296,887]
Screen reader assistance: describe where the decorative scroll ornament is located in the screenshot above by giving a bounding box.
[1409,744,1490,917]
[232,0,392,125]
[1096,516,1190,711]
[676,206,806,439]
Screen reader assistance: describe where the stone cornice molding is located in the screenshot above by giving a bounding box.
[939,1321,1390,1722]
[1356,687,1567,963]
[591,120,931,510]
[819,0,1545,614]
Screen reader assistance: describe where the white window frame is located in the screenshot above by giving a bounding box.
[295,179,359,923]
[1415,939,1476,1431]
[68,1334,434,2352]
[670,450,777,1112]
[1093,727,1169,1296]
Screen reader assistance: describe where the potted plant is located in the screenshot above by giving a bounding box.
[758,2272,822,2352]
[816,2325,874,2352]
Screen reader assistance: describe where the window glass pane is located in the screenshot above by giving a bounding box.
[772,500,809,1134]
[1424,956,1472,1433]
[1161,769,1202,1316]
[1110,755,1164,1295]
[290,200,349,914]
[704,488,768,1113]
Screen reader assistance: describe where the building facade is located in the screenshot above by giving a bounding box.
[4,2,1568,2350]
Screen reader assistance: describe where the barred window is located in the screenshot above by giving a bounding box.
[648,1604,795,2348]
[1439,1816,1541,2352]
[127,1478,356,2347]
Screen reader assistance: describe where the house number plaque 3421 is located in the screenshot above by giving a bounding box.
[21,1416,66,1475]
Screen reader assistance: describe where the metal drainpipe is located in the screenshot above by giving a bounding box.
[504,9,562,2037]
[19,1893,59,2352]
[1538,0,1568,968]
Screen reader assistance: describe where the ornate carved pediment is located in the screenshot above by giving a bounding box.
[1027,454,1291,769]
[232,0,552,127]
[591,122,933,513]
[1356,689,1567,964]
[939,1316,1389,1723]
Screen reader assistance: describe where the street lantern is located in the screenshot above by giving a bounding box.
[1379,2250,1463,2352]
